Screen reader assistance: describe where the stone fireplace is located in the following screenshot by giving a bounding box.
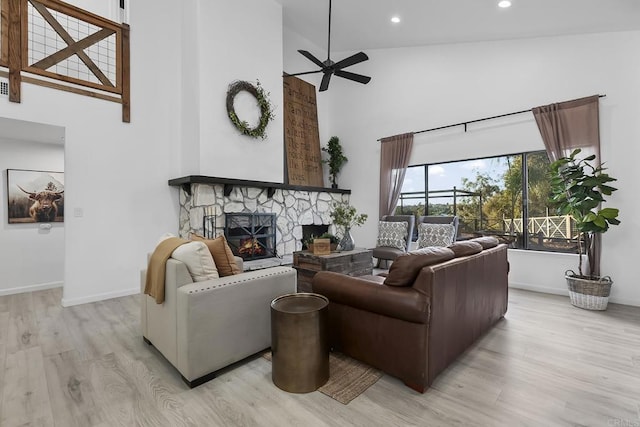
[171,176,350,261]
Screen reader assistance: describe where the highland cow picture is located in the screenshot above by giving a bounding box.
[7,169,65,223]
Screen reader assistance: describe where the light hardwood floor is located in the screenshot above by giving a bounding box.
[0,287,639,427]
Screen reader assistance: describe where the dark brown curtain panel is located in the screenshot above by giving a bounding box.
[379,133,414,218]
[532,95,602,275]
[532,95,601,163]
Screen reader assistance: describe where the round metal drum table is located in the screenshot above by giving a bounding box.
[270,293,329,393]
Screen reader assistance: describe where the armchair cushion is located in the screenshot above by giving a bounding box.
[372,246,405,261]
[417,223,456,248]
[171,241,219,281]
[384,246,455,287]
[191,234,241,276]
[376,221,408,250]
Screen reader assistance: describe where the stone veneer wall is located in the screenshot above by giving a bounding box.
[178,183,350,257]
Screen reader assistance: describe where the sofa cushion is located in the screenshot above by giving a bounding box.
[376,221,408,250]
[384,247,456,287]
[171,241,219,281]
[191,234,241,276]
[417,223,456,248]
[470,236,500,249]
[448,241,483,257]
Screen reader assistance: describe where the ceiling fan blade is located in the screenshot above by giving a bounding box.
[283,70,324,77]
[298,50,326,69]
[319,72,332,92]
[333,52,369,70]
[334,70,371,85]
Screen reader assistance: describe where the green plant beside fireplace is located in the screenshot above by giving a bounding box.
[330,202,368,251]
[330,203,368,230]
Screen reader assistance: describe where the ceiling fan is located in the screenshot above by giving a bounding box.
[286,0,371,92]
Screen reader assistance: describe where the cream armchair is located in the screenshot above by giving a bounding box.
[141,256,296,387]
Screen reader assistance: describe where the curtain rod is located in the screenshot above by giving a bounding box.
[377,94,607,141]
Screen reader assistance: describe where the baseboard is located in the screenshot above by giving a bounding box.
[509,281,568,297]
[61,287,139,307]
[608,296,640,307]
[509,281,640,307]
[0,281,63,296]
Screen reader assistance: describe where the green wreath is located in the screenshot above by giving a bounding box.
[226,80,275,140]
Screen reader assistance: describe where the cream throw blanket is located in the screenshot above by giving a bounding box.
[144,237,188,304]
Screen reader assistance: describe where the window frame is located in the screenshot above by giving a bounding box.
[399,150,575,253]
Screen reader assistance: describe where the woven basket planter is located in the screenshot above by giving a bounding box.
[565,270,613,311]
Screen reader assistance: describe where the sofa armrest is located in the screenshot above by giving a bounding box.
[312,271,428,324]
[140,258,193,368]
[175,266,296,380]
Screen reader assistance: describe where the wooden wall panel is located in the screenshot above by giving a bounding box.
[283,76,324,187]
[1,0,8,65]
[7,0,21,102]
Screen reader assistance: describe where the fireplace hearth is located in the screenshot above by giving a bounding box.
[224,213,276,260]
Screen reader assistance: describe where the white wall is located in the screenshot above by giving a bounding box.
[0,0,183,305]
[0,138,64,294]
[310,31,640,306]
[195,0,284,183]
[0,0,287,305]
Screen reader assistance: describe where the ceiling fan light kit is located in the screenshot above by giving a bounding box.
[286,0,371,92]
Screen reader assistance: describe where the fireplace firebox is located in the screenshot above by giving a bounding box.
[224,213,276,260]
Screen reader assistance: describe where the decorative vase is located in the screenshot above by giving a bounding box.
[339,228,355,251]
[331,183,338,189]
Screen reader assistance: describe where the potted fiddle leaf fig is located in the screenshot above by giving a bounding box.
[549,148,620,310]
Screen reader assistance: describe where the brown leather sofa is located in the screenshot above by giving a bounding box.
[311,237,508,393]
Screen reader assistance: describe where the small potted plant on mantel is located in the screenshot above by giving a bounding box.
[549,148,620,310]
[322,136,348,189]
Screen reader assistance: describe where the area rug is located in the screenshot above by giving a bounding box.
[263,352,382,404]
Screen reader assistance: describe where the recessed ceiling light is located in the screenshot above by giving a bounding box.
[498,1,512,8]
[390,16,401,24]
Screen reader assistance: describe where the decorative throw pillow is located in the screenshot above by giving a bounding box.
[171,241,219,281]
[191,234,241,276]
[376,221,408,250]
[417,223,456,248]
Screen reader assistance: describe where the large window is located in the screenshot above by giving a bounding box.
[397,151,578,253]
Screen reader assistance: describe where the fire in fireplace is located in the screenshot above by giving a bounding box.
[238,237,265,257]
[224,213,276,260]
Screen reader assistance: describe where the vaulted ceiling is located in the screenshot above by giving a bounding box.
[275,0,640,51]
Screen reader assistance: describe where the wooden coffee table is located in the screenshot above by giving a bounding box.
[292,248,373,293]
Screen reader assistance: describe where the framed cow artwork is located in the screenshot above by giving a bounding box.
[6,169,65,223]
